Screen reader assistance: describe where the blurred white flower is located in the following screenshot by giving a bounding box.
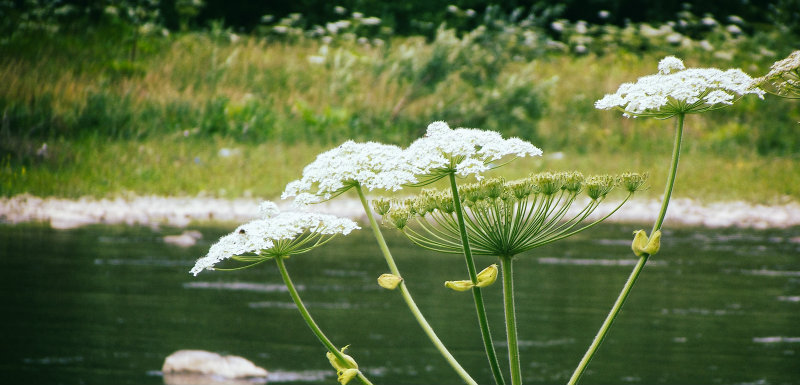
[190,208,359,275]
[596,56,765,118]
[658,56,685,74]
[403,122,542,183]
[282,141,417,205]
[361,17,381,26]
[701,16,718,26]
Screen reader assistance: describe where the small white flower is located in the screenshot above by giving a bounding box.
[282,141,418,205]
[658,56,685,74]
[190,209,359,275]
[726,24,742,35]
[596,56,765,118]
[758,50,800,97]
[701,16,718,26]
[403,122,543,182]
[258,201,280,218]
[361,17,381,26]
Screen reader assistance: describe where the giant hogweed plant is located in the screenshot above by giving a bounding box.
[190,56,767,385]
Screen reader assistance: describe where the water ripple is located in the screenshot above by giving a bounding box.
[183,282,295,292]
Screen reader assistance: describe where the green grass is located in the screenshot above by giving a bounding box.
[3,136,798,204]
[1,27,799,204]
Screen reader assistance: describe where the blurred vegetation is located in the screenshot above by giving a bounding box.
[0,1,798,201]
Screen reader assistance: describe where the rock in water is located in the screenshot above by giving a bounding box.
[162,350,267,379]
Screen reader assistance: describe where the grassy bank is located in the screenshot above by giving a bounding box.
[2,9,798,203]
[3,136,798,204]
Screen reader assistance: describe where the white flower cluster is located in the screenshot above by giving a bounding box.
[405,121,543,179]
[759,50,800,96]
[596,56,765,117]
[190,205,359,275]
[282,123,542,205]
[281,141,418,205]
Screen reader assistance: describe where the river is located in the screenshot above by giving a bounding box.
[1,223,798,384]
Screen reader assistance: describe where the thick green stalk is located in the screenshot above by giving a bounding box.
[356,186,478,385]
[449,173,507,385]
[500,256,522,385]
[275,256,374,385]
[567,113,685,385]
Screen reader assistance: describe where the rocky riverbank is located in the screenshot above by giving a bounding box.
[1,194,799,230]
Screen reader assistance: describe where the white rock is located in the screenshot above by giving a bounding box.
[162,350,267,379]
[164,230,204,247]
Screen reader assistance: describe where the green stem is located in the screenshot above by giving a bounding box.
[449,173,507,385]
[356,186,478,385]
[275,256,374,385]
[567,113,685,385]
[500,256,521,385]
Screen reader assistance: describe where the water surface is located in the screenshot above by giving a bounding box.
[1,223,798,384]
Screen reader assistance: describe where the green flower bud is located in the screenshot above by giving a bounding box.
[632,229,662,257]
[585,175,616,200]
[475,264,498,288]
[461,183,484,203]
[445,280,474,291]
[533,172,563,195]
[377,273,402,290]
[620,172,648,193]
[386,207,410,229]
[484,178,505,200]
[372,198,392,216]
[508,179,534,200]
[338,369,359,385]
[562,172,585,193]
[435,192,456,214]
[326,345,358,373]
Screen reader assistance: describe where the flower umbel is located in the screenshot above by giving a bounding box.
[756,50,800,98]
[403,121,543,185]
[281,140,418,206]
[382,172,646,258]
[190,204,359,275]
[595,56,765,118]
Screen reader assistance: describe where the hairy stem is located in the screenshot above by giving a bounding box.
[275,256,374,385]
[567,113,685,385]
[356,185,478,385]
[449,173,507,385]
[501,256,521,385]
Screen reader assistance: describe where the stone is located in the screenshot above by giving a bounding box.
[162,350,267,379]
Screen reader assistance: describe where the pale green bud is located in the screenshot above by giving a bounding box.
[377,273,402,290]
[445,280,474,291]
[562,172,584,193]
[631,229,662,257]
[372,198,392,216]
[533,172,563,195]
[387,207,410,229]
[620,172,648,193]
[435,192,456,214]
[585,175,616,200]
[326,345,358,373]
[461,183,484,203]
[475,264,498,288]
[338,369,359,385]
[484,178,505,199]
[508,179,534,200]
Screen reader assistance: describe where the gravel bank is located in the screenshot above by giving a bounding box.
[1,194,799,230]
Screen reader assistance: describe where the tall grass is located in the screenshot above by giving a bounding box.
[1,16,798,201]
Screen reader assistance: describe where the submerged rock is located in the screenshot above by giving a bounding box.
[163,230,203,247]
[162,350,267,380]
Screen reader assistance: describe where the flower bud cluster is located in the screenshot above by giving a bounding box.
[756,50,800,98]
[377,171,646,257]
